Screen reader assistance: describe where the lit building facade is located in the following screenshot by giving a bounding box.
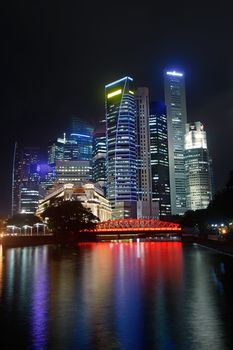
[56,160,92,184]
[12,144,40,214]
[164,70,187,215]
[20,187,40,214]
[48,137,64,166]
[37,163,56,198]
[149,101,171,218]
[105,76,137,219]
[70,115,93,161]
[135,87,152,218]
[184,122,213,210]
[92,121,107,194]
[37,183,112,222]
[48,128,93,190]
[12,142,22,215]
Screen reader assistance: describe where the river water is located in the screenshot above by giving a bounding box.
[0,242,233,350]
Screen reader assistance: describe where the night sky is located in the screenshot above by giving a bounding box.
[1,1,233,214]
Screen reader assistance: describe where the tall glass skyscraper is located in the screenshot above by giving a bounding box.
[105,76,137,219]
[70,116,93,161]
[12,142,22,215]
[92,121,107,194]
[164,70,187,215]
[149,102,171,218]
[48,136,65,166]
[135,87,152,218]
[184,122,213,210]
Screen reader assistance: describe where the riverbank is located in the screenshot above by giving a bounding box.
[0,232,99,247]
[0,235,56,248]
[0,231,183,247]
[197,239,233,256]
[2,232,233,256]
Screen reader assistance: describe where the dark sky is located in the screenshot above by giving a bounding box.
[1,1,233,214]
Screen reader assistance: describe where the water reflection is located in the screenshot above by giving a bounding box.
[0,245,2,298]
[31,246,49,350]
[0,243,233,349]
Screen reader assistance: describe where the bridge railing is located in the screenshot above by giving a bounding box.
[95,219,181,232]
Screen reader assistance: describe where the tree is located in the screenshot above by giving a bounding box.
[208,171,233,221]
[41,200,98,241]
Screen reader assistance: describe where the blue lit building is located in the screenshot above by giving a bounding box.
[70,116,93,161]
[48,127,93,189]
[49,116,94,165]
[105,76,137,219]
[48,136,64,166]
[48,133,80,164]
[37,163,56,198]
[12,144,40,214]
[149,102,171,218]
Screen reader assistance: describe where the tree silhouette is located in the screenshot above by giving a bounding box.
[41,200,98,240]
[208,171,233,221]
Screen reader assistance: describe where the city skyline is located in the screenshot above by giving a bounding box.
[11,74,214,221]
[1,1,233,214]
[4,69,229,216]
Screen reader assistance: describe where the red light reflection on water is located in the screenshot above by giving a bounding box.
[78,241,183,286]
[78,241,184,348]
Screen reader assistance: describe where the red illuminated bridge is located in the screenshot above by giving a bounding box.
[85,219,181,241]
[79,219,183,242]
[94,219,181,234]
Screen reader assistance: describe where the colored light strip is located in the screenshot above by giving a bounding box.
[105,76,133,88]
[166,71,183,77]
[129,90,134,95]
[95,228,182,232]
[107,89,122,99]
[71,133,91,138]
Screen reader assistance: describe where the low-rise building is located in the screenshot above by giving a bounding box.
[37,183,112,222]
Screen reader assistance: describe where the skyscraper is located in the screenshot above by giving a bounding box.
[12,142,22,215]
[48,130,93,191]
[48,136,64,166]
[105,76,137,219]
[164,70,187,215]
[184,122,213,210]
[12,144,40,214]
[70,116,93,161]
[92,121,107,194]
[135,87,152,218]
[149,101,171,218]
